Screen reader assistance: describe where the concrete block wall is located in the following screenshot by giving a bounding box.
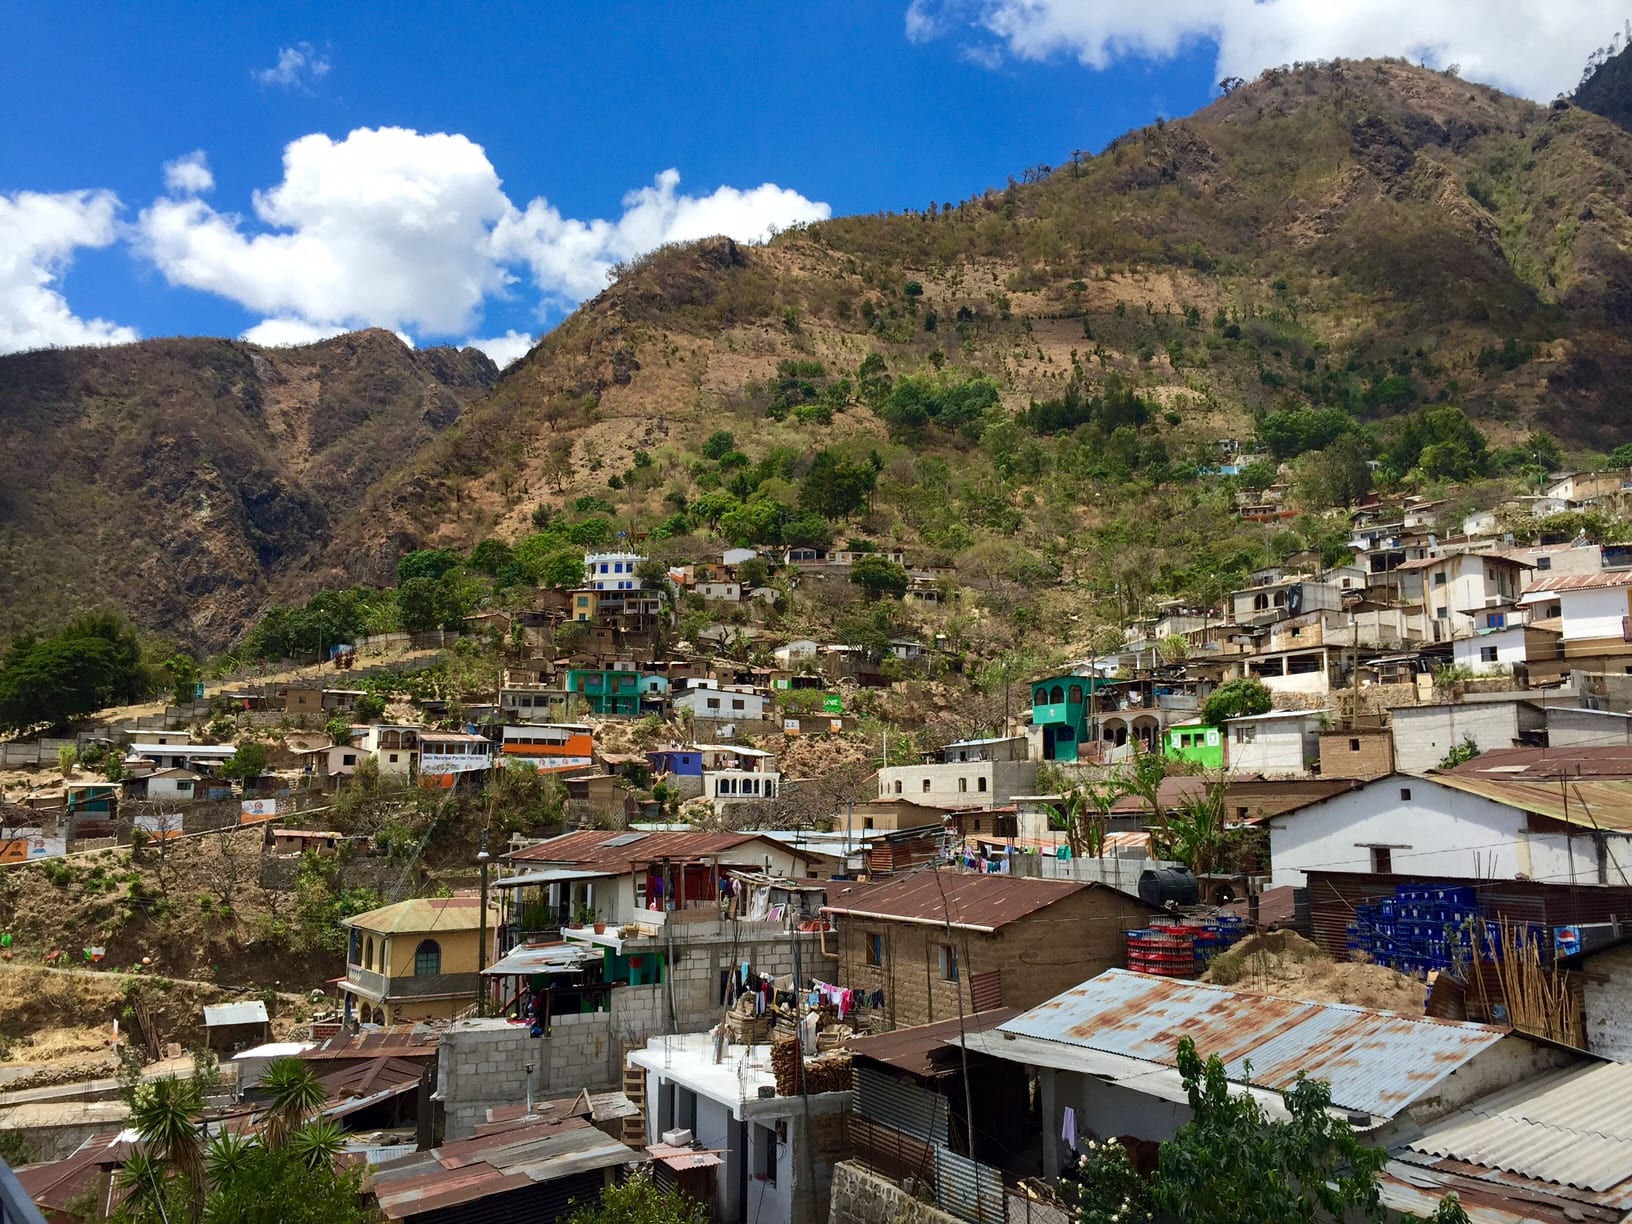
[436,928,833,1139]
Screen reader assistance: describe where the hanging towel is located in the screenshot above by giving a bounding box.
[1061,1106,1077,1149]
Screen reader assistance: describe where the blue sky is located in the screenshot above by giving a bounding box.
[0,1,1614,364]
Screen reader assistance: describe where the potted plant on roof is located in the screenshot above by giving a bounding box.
[576,903,605,935]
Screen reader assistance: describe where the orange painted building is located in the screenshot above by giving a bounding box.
[499,724,596,773]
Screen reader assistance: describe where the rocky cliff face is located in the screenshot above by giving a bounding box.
[0,330,497,650]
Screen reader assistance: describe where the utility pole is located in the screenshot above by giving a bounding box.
[476,829,491,1015]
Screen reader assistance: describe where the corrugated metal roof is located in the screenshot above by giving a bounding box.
[822,871,1100,932]
[1521,569,1632,595]
[1429,774,1632,832]
[1446,746,1632,781]
[847,1008,1020,1075]
[998,969,1508,1119]
[507,828,813,868]
[371,1117,640,1219]
[1407,1061,1632,1196]
[344,896,493,934]
[203,1001,268,1027]
[493,866,620,889]
[300,1024,441,1062]
[482,943,601,976]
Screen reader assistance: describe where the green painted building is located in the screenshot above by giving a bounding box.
[1163,723,1224,769]
[564,669,641,716]
[1031,673,1099,762]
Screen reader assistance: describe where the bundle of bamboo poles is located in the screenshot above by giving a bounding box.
[1475,919,1586,1048]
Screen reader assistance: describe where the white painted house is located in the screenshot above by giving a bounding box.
[1451,625,1527,673]
[672,683,770,722]
[1394,552,1529,646]
[1261,772,1632,888]
[1522,569,1632,647]
[773,640,820,668]
[1224,709,1326,777]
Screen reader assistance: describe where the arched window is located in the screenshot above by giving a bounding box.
[958,778,968,792]
[894,780,903,794]
[922,779,931,793]
[363,935,374,968]
[1034,687,1046,704]
[1050,685,1065,703]
[1253,594,1268,611]
[1068,684,1083,704]
[414,940,441,976]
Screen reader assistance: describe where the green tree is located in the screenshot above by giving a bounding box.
[1293,434,1373,509]
[220,742,270,782]
[397,548,462,583]
[395,576,453,632]
[354,693,387,722]
[1201,677,1273,726]
[700,430,736,460]
[800,449,882,520]
[564,1168,708,1224]
[0,633,125,730]
[850,555,909,600]
[195,1140,370,1224]
[467,537,515,577]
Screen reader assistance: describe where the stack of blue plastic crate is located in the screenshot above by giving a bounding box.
[1345,884,1485,974]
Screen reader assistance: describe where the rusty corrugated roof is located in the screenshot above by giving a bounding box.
[1445,746,1632,782]
[371,1116,641,1220]
[847,1008,1020,1075]
[1429,774,1632,832]
[821,871,1104,932]
[999,969,1509,1119]
[1522,569,1632,595]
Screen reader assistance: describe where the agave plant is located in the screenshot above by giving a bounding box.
[203,1130,257,1186]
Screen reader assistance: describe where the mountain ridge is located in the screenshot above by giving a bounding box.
[8,57,1632,649]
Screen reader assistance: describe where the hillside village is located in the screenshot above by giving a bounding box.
[10,462,1632,1222]
[17,38,1632,1224]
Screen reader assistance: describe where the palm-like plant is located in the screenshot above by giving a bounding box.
[128,1076,206,1221]
[288,1119,348,1172]
[115,1150,174,1224]
[203,1131,256,1186]
[257,1058,326,1150]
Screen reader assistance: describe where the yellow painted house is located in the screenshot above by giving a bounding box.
[340,896,497,1024]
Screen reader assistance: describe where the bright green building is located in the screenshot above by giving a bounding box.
[1163,723,1224,769]
[1031,673,1099,762]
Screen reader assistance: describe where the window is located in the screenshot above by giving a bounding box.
[973,818,982,832]
[363,935,374,968]
[1234,725,1257,744]
[1436,607,1449,619]
[388,753,399,763]
[938,944,959,982]
[1480,646,1499,663]
[1370,847,1393,874]
[866,933,883,966]
[894,781,903,794]
[342,753,356,766]
[176,780,192,792]
[755,1124,778,1183]
[977,777,988,792]
[1399,787,1412,801]
[923,780,931,793]
[414,940,441,976]
[1349,738,1361,751]
[1433,572,1447,587]
[706,698,720,711]
[732,699,745,711]
[676,1087,697,1130]
[1487,613,1506,628]
[1050,685,1065,703]
[1068,684,1083,704]
[958,778,968,793]
[1537,555,1552,571]
[864,817,875,830]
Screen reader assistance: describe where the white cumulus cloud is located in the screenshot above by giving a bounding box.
[138,126,830,347]
[163,150,214,195]
[906,0,1625,101]
[0,190,138,355]
[465,330,535,369]
[254,42,331,90]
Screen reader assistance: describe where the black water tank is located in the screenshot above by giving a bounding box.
[1139,866,1199,908]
